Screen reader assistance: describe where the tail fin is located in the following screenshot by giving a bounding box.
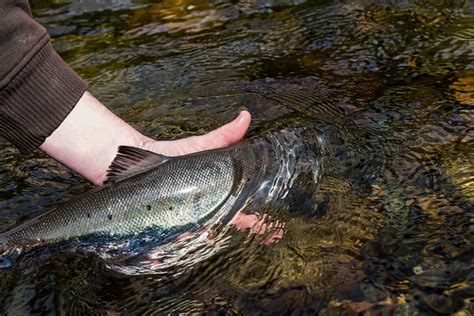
[0,234,14,268]
[0,255,12,268]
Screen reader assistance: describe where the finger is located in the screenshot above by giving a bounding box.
[188,111,251,151]
[205,110,251,145]
[144,111,251,156]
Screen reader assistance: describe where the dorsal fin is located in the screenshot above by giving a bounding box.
[104,146,171,184]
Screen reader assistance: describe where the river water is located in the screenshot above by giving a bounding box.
[0,0,472,314]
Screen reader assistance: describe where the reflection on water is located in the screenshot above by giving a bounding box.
[0,0,472,314]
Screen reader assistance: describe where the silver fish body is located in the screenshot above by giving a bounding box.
[1,141,268,253]
[0,128,323,258]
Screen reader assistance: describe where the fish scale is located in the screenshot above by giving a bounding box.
[0,128,322,262]
[0,141,265,254]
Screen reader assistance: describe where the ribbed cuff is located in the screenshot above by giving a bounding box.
[0,41,87,153]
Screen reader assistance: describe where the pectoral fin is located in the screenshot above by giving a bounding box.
[104,146,171,184]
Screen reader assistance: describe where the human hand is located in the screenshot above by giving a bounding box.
[140,111,251,157]
[230,212,285,245]
[40,92,251,185]
[39,92,278,243]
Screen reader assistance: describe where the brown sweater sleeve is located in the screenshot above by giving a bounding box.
[0,1,87,153]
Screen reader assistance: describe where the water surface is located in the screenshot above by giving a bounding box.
[0,0,472,314]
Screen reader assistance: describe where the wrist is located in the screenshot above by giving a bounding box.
[40,91,147,185]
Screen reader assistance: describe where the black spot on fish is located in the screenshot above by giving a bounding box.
[169,206,173,210]
[87,213,91,218]
[193,192,202,223]
[146,205,152,210]
[41,239,45,243]
[108,214,113,220]
[246,178,251,182]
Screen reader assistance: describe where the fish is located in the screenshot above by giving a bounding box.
[0,128,324,265]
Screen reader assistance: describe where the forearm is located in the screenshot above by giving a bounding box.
[0,1,252,187]
[39,91,150,185]
[0,1,87,153]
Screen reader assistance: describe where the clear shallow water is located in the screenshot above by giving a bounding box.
[0,0,472,314]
